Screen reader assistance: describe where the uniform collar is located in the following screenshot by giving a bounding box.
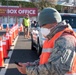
[46,21,69,40]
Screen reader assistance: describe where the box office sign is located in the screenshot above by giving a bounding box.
[0,7,38,17]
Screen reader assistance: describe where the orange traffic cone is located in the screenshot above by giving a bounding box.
[6,27,9,32]
[2,34,8,59]
[20,24,23,32]
[9,31,12,46]
[6,32,10,50]
[15,24,18,37]
[0,38,4,68]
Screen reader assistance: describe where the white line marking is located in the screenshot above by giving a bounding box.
[0,36,19,75]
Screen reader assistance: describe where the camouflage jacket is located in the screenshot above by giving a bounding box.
[26,21,76,75]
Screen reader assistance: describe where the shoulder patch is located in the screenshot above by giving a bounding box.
[61,49,72,63]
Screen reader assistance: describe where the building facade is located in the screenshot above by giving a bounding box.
[58,0,76,13]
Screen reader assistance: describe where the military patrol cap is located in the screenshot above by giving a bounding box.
[38,7,62,26]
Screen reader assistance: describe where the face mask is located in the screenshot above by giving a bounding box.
[41,28,50,36]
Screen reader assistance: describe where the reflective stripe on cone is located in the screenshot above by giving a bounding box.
[2,34,8,58]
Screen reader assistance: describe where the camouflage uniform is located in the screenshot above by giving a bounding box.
[26,21,76,75]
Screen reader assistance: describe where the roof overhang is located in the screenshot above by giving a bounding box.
[57,1,74,7]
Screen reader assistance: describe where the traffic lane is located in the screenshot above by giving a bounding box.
[5,32,39,75]
[15,31,32,49]
[5,49,39,75]
[8,49,39,63]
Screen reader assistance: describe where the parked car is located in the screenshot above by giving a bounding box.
[30,22,43,55]
[31,28,46,55]
[30,21,46,55]
[60,13,76,32]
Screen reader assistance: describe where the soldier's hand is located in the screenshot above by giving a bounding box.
[17,62,26,74]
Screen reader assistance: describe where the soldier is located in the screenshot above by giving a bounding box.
[17,7,76,75]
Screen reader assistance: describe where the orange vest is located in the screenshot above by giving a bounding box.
[39,28,76,75]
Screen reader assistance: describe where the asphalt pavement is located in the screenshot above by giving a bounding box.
[0,31,39,75]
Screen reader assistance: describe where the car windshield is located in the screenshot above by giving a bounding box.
[61,13,76,28]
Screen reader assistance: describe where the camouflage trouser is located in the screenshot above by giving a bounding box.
[23,26,28,36]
